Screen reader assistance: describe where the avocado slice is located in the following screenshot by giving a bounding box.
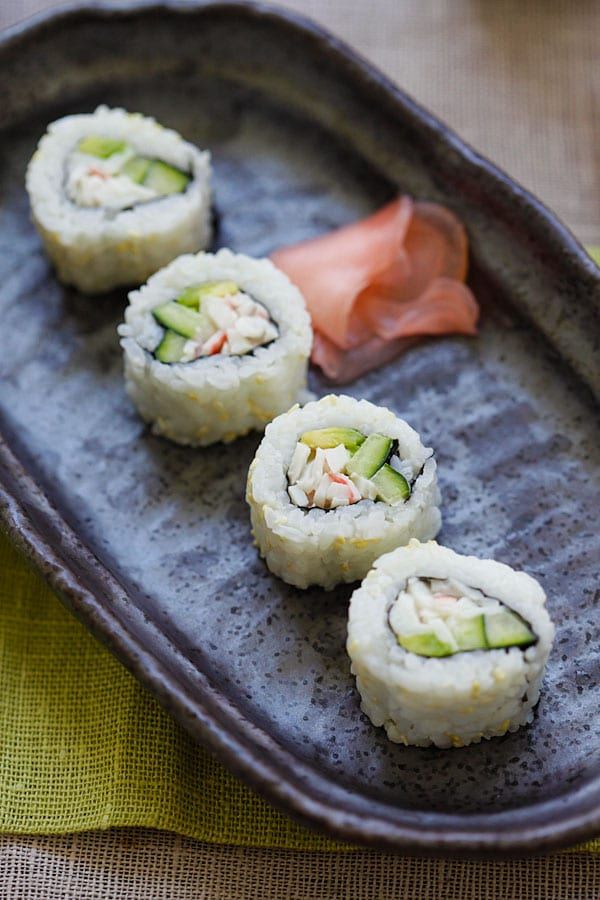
[177,281,239,309]
[484,610,536,649]
[371,464,411,504]
[450,614,487,652]
[346,433,392,479]
[122,155,152,184]
[77,135,128,158]
[398,631,454,657]
[152,301,206,339]
[154,329,187,363]
[300,428,365,453]
[143,160,190,195]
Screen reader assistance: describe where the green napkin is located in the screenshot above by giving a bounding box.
[0,532,349,849]
[587,246,600,265]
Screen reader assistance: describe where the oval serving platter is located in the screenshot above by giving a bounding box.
[0,1,599,857]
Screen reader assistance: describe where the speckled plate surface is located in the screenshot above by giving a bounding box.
[0,1,598,857]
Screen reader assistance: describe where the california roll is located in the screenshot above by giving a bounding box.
[246,395,441,589]
[119,249,312,445]
[347,540,555,747]
[26,105,212,292]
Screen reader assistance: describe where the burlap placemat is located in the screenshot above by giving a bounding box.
[1,831,599,900]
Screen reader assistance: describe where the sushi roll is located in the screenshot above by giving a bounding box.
[347,540,555,748]
[119,248,312,446]
[246,395,441,589]
[26,106,212,292]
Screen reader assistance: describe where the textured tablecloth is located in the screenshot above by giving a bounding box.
[1,0,599,897]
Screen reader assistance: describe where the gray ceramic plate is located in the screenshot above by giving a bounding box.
[0,1,599,858]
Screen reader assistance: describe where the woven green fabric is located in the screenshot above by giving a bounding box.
[1,511,599,851]
[0,531,349,850]
[587,246,600,265]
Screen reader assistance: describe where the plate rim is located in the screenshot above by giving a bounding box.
[0,0,599,856]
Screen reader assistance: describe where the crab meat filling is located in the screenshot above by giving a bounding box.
[286,442,379,509]
[152,280,279,363]
[388,577,536,657]
[181,292,278,360]
[66,136,190,210]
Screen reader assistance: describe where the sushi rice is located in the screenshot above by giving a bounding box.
[119,248,312,446]
[347,540,555,748]
[246,395,441,589]
[26,106,212,292]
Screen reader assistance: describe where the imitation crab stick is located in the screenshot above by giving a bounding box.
[271,196,479,382]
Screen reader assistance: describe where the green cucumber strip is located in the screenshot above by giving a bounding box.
[346,433,393,479]
[371,464,411,504]
[484,610,536,649]
[77,136,128,158]
[398,632,454,657]
[450,614,487,651]
[152,302,206,339]
[154,329,187,363]
[122,155,152,184]
[143,160,190,195]
[177,281,239,309]
[300,428,366,453]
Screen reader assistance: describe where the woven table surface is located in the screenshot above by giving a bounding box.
[1,0,599,897]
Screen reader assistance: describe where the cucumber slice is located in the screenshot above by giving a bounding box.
[484,610,536,649]
[300,428,365,453]
[143,160,190,195]
[398,632,454,657]
[77,136,128,158]
[346,433,392,479]
[371,464,411,504]
[177,281,239,309]
[122,155,152,184]
[450,614,487,651]
[152,301,206,338]
[154,329,187,363]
